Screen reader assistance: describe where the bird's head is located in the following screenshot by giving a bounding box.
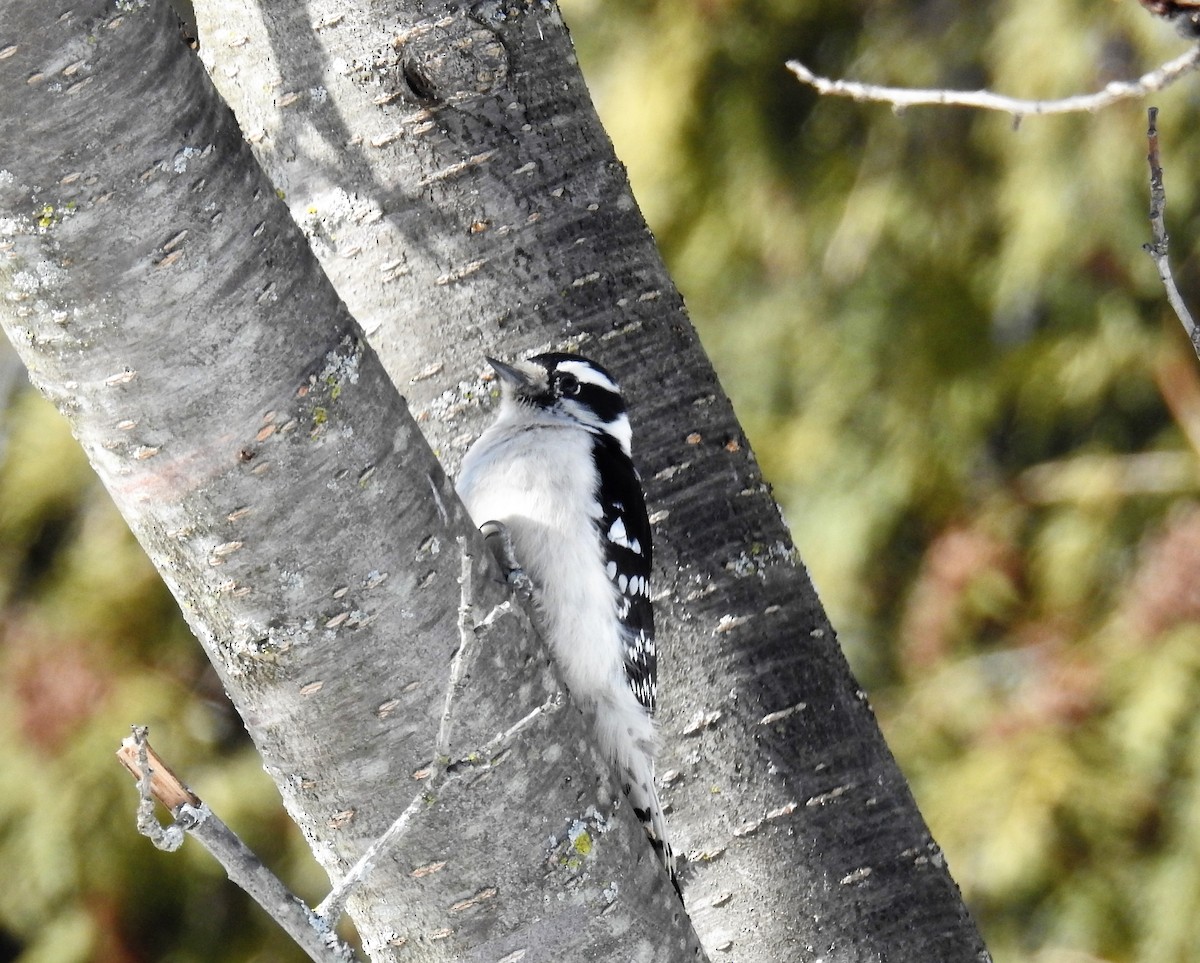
[487,352,633,455]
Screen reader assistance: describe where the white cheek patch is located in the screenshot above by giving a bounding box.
[606,413,632,456]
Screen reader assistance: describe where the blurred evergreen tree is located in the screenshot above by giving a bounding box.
[3,0,1200,960]
[564,1,1200,961]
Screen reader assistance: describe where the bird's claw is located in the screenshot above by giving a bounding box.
[480,520,534,601]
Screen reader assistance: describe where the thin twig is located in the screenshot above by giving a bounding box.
[314,787,429,922]
[316,538,559,926]
[787,45,1200,119]
[312,694,562,924]
[127,725,190,851]
[117,728,356,963]
[1143,106,1200,359]
[438,540,478,761]
[316,547,478,924]
[464,695,564,765]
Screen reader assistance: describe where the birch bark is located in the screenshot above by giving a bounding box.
[0,2,701,959]
[0,0,991,960]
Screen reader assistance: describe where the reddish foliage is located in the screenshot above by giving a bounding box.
[1120,503,1200,641]
[85,895,144,963]
[900,525,1020,669]
[5,621,111,752]
[986,636,1104,740]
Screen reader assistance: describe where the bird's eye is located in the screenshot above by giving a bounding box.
[558,373,581,396]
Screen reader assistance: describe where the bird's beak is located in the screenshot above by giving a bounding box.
[486,357,532,388]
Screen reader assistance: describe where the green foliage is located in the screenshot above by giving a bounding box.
[0,377,327,962]
[5,1,1200,960]
[564,0,1200,960]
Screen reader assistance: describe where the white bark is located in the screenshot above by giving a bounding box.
[0,0,991,959]
[0,1,701,959]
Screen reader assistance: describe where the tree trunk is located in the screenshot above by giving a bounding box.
[192,1,993,960]
[0,2,702,960]
[0,0,991,960]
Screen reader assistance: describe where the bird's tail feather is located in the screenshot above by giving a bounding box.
[627,768,679,894]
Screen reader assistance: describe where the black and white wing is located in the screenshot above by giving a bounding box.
[593,434,656,714]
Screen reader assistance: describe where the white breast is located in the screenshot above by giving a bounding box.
[456,419,641,733]
[456,403,670,876]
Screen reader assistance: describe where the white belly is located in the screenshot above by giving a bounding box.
[456,421,648,746]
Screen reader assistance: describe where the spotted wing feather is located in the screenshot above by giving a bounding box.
[593,435,656,714]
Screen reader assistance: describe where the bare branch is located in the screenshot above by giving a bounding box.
[117,728,356,963]
[314,544,479,924]
[313,691,563,924]
[315,538,562,926]
[314,785,429,924]
[438,540,479,761]
[1142,106,1200,359]
[464,694,565,764]
[318,542,481,922]
[118,726,193,852]
[787,45,1200,119]
[1017,450,1198,504]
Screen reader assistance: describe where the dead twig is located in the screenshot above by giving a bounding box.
[1143,106,1200,359]
[122,538,558,937]
[117,727,356,963]
[314,538,560,926]
[787,46,1200,121]
[314,543,480,923]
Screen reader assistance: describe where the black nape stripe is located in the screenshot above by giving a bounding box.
[577,381,625,425]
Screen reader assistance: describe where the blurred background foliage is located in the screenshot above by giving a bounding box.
[566,0,1200,959]
[2,0,1199,960]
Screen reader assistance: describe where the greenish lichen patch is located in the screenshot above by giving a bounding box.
[723,539,796,578]
[571,828,593,856]
[33,201,75,230]
[544,806,611,885]
[296,335,364,438]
